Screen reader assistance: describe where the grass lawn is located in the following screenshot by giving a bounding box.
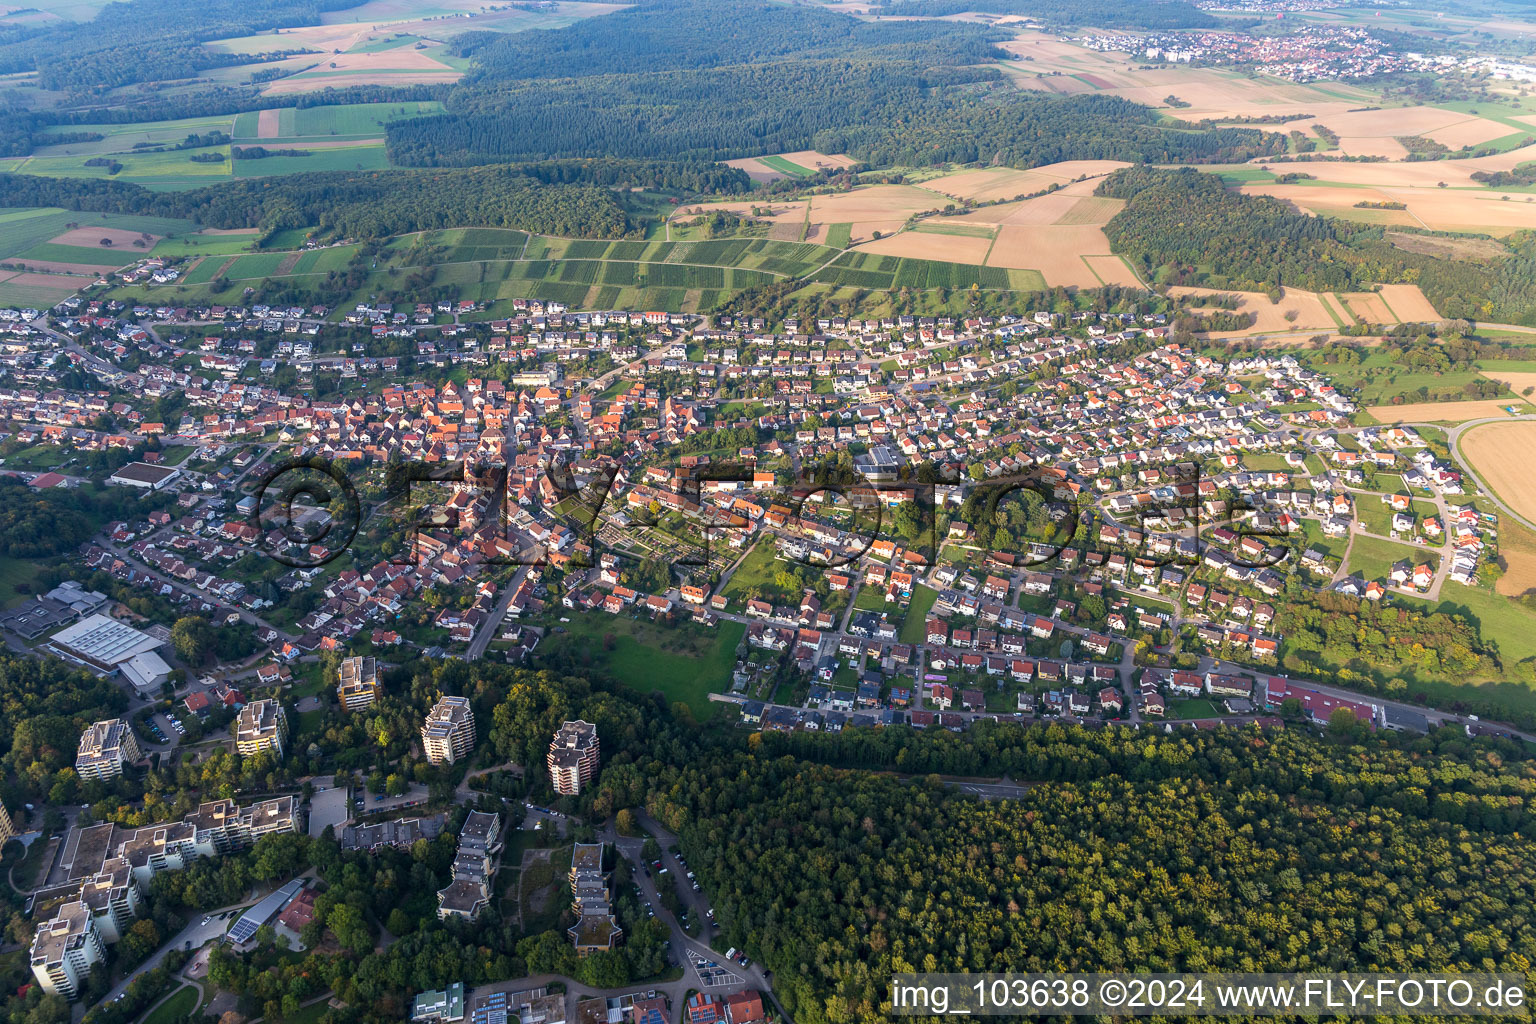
[899,584,939,644]
[1346,533,1424,582]
[294,708,326,741]
[1240,454,1297,472]
[0,557,43,607]
[759,155,812,178]
[1355,501,1398,537]
[1168,698,1223,719]
[853,586,889,612]
[2,445,71,470]
[10,837,50,891]
[720,540,790,604]
[1414,586,1536,668]
[141,986,198,1024]
[543,616,746,718]
[278,1000,330,1024]
[1295,518,1339,561]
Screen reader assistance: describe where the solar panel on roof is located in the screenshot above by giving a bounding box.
[227,917,261,943]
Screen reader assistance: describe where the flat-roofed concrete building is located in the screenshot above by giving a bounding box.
[30,901,104,999]
[338,655,380,712]
[34,795,297,998]
[108,461,180,491]
[548,720,599,795]
[437,810,501,921]
[50,613,164,676]
[235,698,288,759]
[0,803,15,847]
[568,842,622,955]
[422,695,476,765]
[75,719,142,780]
[0,581,106,640]
[76,858,142,943]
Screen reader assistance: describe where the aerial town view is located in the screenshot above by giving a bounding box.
[2,0,1536,1021]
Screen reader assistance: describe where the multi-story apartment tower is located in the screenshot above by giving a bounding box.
[75,719,141,781]
[235,699,288,759]
[337,655,380,712]
[30,903,104,999]
[422,695,476,765]
[547,720,599,796]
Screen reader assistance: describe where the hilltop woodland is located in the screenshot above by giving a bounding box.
[0,167,638,242]
[1100,166,1536,324]
[385,0,1283,168]
[4,650,1532,1024]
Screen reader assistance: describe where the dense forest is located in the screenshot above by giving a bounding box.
[0,167,636,240]
[814,94,1285,168]
[455,0,1007,81]
[873,0,1219,28]
[651,730,1536,1023]
[389,64,1282,169]
[386,0,1281,169]
[1100,166,1536,323]
[2,636,1535,1024]
[388,59,991,165]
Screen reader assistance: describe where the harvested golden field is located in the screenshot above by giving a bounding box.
[1462,421,1536,524]
[1376,284,1441,322]
[264,68,457,94]
[1241,180,1536,235]
[853,231,993,264]
[1371,399,1531,423]
[1339,137,1408,159]
[0,272,80,294]
[1342,291,1395,324]
[263,48,460,93]
[1427,116,1519,149]
[256,108,281,138]
[1493,517,1536,597]
[985,224,1111,287]
[922,159,1128,203]
[1055,196,1126,225]
[777,150,858,171]
[1083,254,1144,288]
[922,166,1063,203]
[1250,141,1536,189]
[1386,232,1509,263]
[998,32,1371,117]
[1477,371,1536,398]
[6,259,115,276]
[1306,106,1485,139]
[948,177,1114,227]
[953,191,1083,226]
[51,226,160,249]
[211,22,375,54]
[1168,286,1339,336]
[804,186,942,243]
[723,150,855,183]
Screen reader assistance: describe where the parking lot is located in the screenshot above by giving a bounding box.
[308,785,351,838]
[688,949,743,988]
